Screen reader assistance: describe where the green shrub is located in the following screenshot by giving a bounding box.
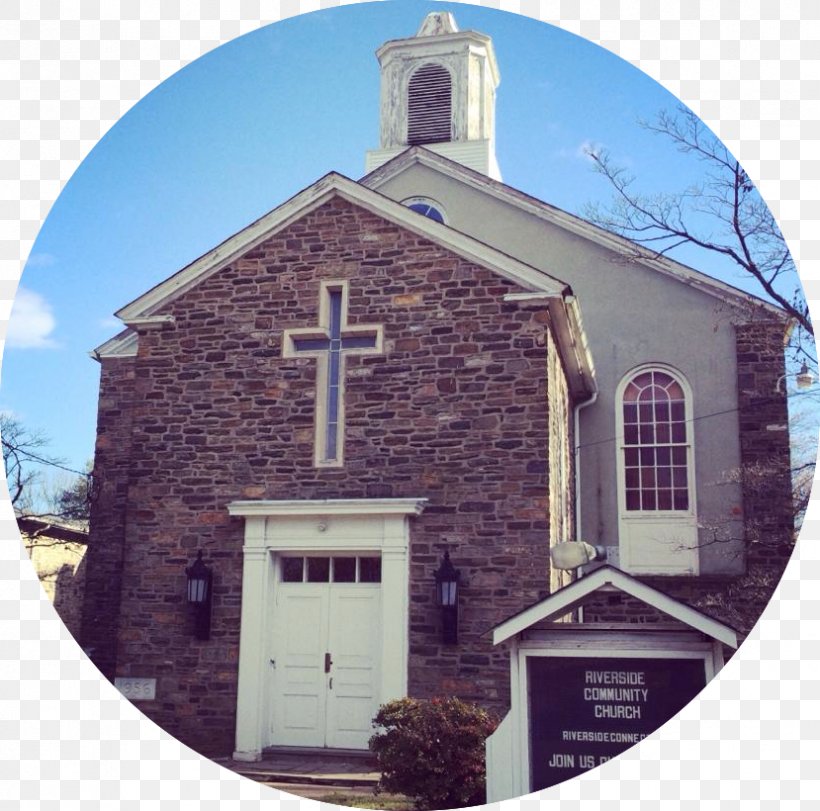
[369,697,498,810]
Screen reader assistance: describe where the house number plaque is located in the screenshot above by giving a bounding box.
[114,677,157,701]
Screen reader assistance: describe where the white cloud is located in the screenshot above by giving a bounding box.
[576,139,604,161]
[6,287,58,349]
[555,139,606,162]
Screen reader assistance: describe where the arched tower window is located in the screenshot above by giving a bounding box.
[407,63,452,145]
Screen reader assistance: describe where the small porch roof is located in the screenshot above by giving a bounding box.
[490,565,738,649]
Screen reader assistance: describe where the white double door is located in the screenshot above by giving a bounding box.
[270,581,382,749]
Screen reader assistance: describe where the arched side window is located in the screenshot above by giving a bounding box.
[622,369,690,512]
[616,365,699,575]
[407,63,452,145]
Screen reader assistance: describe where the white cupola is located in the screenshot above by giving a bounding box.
[365,12,501,179]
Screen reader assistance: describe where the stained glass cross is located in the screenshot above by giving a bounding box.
[283,282,383,466]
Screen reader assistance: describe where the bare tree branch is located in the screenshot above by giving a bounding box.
[583,107,812,345]
[2,415,94,528]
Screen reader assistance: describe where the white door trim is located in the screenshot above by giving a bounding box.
[229,498,427,761]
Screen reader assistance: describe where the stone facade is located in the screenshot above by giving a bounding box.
[735,321,794,563]
[80,356,137,677]
[81,197,572,755]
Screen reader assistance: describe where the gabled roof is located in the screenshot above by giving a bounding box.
[114,171,569,322]
[95,172,597,398]
[490,564,738,649]
[362,147,788,321]
[92,328,138,359]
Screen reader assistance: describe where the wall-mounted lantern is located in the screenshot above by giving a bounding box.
[185,550,213,641]
[434,551,460,645]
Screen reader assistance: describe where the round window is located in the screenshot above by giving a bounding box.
[402,197,446,224]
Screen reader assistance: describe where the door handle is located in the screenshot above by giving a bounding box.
[329,677,333,691]
[324,652,333,673]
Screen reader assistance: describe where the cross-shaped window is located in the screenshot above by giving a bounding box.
[282,281,384,467]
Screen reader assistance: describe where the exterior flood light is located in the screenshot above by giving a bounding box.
[796,363,814,390]
[550,541,605,571]
[776,362,815,392]
[434,551,460,644]
[185,550,213,640]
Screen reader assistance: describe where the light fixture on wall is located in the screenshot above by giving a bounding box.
[550,541,606,571]
[776,362,815,392]
[185,550,213,641]
[434,551,460,645]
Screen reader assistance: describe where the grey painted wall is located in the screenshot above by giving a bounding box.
[371,162,747,575]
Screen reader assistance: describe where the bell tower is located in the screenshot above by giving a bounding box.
[365,12,501,180]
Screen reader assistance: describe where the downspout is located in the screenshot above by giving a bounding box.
[573,391,598,546]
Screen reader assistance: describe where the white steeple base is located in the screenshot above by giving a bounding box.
[365,140,502,181]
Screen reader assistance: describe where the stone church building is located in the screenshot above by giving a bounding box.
[80,13,793,760]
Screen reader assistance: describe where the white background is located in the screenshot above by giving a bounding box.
[1,1,818,809]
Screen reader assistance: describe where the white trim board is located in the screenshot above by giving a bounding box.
[228,498,428,517]
[490,565,738,649]
[92,328,138,359]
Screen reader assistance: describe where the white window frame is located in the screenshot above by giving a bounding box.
[615,364,699,575]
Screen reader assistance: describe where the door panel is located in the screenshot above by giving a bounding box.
[270,588,328,747]
[325,587,382,749]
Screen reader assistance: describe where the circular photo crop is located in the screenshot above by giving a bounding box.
[6,2,816,807]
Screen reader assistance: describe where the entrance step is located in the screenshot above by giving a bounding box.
[263,745,374,760]
[217,748,379,788]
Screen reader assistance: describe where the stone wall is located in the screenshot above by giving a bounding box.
[24,531,87,640]
[85,197,567,755]
[81,356,137,677]
[735,321,793,564]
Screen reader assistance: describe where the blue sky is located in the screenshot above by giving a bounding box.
[2,0,802,477]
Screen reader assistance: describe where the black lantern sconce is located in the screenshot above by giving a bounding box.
[185,550,213,641]
[434,551,460,645]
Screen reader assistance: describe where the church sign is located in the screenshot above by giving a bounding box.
[485,566,739,801]
[528,655,706,790]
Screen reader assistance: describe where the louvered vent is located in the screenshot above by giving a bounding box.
[407,64,452,145]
